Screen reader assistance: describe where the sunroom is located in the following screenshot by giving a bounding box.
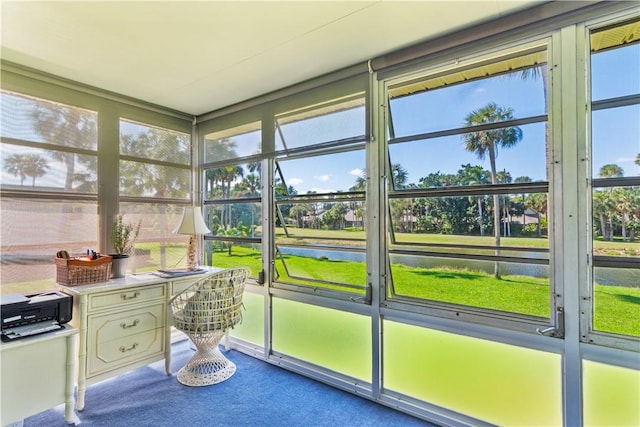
[1,1,639,426]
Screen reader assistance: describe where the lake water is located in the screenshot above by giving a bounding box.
[278,247,639,288]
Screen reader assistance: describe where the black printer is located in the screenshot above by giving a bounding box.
[1,290,72,342]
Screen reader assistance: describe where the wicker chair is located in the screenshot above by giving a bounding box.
[168,266,250,386]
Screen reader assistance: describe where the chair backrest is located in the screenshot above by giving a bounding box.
[169,266,250,335]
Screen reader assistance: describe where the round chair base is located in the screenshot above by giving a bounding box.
[177,359,236,386]
[176,340,237,386]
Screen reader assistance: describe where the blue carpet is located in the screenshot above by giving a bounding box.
[25,341,434,426]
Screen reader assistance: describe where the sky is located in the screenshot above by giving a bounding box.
[270,43,639,194]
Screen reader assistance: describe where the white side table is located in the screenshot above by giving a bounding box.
[0,326,78,425]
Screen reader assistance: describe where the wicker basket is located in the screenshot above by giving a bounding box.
[55,255,113,286]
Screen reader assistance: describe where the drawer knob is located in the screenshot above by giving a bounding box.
[121,291,140,300]
[120,319,140,329]
[119,343,139,353]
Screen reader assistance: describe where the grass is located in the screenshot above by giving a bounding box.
[216,244,640,337]
[4,234,637,337]
[391,265,551,317]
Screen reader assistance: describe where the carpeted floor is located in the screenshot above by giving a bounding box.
[25,340,434,426]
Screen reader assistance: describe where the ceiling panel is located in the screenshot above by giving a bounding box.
[1,1,542,116]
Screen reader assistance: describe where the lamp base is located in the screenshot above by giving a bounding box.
[186,234,197,270]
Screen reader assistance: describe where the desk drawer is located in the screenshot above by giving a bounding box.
[170,276,204,297]
[88,328,164,376]
[87,303,165,376]
[90,303,165,343]
[88,284,165,311]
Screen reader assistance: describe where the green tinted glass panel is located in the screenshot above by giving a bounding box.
[583,360,640,427]
[383,320,561,426]
[229,291,264,346]
[272,298,371,381]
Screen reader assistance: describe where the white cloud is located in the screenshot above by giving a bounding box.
[289,178,304,185]
[315,174,330,182]
[309,187,334,194]
[350,168,363,176]
[616,156,636,163]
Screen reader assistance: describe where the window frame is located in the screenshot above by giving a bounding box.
[270,94,370,302]
[379,39,559,334]
[582,16,640,352]
[200,117,265,281]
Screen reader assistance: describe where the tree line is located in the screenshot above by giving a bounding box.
[5,99,638,246]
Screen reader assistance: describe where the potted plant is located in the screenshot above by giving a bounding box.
[110,214,141,278]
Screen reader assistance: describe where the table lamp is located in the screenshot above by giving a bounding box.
[174,206,211,270]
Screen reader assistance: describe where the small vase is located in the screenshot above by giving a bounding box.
[110,254,129,278]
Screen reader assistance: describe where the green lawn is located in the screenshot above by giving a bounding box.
[391,264,551,317]
[5,235,636,338]
[214,244,640,337]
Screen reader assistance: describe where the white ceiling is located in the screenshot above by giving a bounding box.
[1,1,542,116]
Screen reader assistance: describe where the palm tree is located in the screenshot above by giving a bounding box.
[391,163,408,189]
[462,103,523,278]
[627,189,640,242]
[3,153,49,186]
[235,173,261,236]
[599,164,624,179]
[32,105,96,190]
[599,164,624,241]
[497,169,513,236]
[3,154,29,185]
[457,164,490,236]
[518,64,549,179]
[221,165,244,227]
[527,192,548,238]
[514,176,532,228]
[592,190,611,240]
[613,188,633,242]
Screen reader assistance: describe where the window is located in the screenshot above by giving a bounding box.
[119,119,192,271]
[273,95,368,299]
[1,91,99,291]
[384,47,552,324]
[119,119,191,199]
[1,91,98,192]
[202,122,262,279]
[204,120,261,162]
[587,19,640,343]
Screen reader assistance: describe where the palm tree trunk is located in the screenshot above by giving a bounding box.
[489,148,501,279]
[477,198,484,236]
[493,193,501,278]
[608,216,614,241]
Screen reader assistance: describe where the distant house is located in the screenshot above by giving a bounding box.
[344,209,364,228]
[510,208,540,225]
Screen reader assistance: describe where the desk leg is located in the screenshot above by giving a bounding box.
[165,333,172,375]
[76,293,88,411]
[165,305,172,375]
[76,365,86,411]
[65,332,78,423]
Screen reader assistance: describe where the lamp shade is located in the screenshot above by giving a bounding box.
[174,206,211,235]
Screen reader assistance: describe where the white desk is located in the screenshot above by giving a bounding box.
[58,267,220,411]
[1,326,78,425]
